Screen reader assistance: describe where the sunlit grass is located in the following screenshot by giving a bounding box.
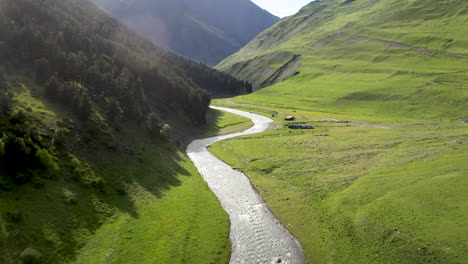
[203,108,253,137]
[210,101,468,264]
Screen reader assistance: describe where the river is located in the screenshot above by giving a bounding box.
[187,106,307,264]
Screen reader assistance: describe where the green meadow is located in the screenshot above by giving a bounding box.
[0,138,231,264]
[202,108,254,137]
[209,99,468,264]
[71,143,231,264]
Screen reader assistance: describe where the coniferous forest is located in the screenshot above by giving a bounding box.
[0,1,254,262]
[0,0,251,186]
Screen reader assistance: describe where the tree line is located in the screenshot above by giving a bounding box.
[0,0,251,126]
[0,0,252,186]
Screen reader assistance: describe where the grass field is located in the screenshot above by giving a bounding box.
[72,142,230,264]
[210,99,468,264]
[0,140,231,264]
[202,108,254,137]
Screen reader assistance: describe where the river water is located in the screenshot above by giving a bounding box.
[187,106,307,264]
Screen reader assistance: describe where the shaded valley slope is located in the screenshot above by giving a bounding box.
[0,0,252,262]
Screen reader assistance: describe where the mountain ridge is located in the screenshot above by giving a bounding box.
[94,0,279,65]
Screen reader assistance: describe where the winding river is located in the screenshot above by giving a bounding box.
[187,106,307,264]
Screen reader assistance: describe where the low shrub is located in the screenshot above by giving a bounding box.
[35,149,59,177]
[19,248,42,264]
[63,189,78,204]
[160,123,171,138]
[69,155,104,188]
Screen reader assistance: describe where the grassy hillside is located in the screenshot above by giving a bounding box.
[211,0,468,263]
[1,133,230,264]
[217,0,468,120]
[94,0,279,65]
[0,0,256,262]
[0,76,231,264]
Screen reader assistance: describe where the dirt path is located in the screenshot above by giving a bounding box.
[337,32,468,59]
[187,106,307,264]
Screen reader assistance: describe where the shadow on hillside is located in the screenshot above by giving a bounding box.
[172,108,226,148]
[202,108,226,137]
[0,138,192,263]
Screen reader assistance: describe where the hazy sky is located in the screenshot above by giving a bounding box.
[251,0,312,18]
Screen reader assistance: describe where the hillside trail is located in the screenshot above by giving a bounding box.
[336,32,468,59]
[187,106,307,264]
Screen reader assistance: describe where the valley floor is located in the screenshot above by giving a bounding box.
[0,141,231,264]
[209,99,468,264]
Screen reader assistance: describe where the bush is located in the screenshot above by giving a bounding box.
[160,123,171,138]
[19,248,42,264]
[35,149,59,176]
[63,189,78,204]
[69,155,103,188]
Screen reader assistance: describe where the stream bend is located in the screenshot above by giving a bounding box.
[187,106,307,264]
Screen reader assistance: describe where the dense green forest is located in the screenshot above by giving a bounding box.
[0,0,252,186]
[0,0,249,262]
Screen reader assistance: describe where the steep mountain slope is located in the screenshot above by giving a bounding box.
[217,0,468,120]
[211,1,468,263]
[0,0,253,262]
[94,0,279,65]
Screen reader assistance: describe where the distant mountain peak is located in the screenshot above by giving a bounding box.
[94,0,279,65]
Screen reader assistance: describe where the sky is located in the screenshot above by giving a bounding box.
[250,0,312,18]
